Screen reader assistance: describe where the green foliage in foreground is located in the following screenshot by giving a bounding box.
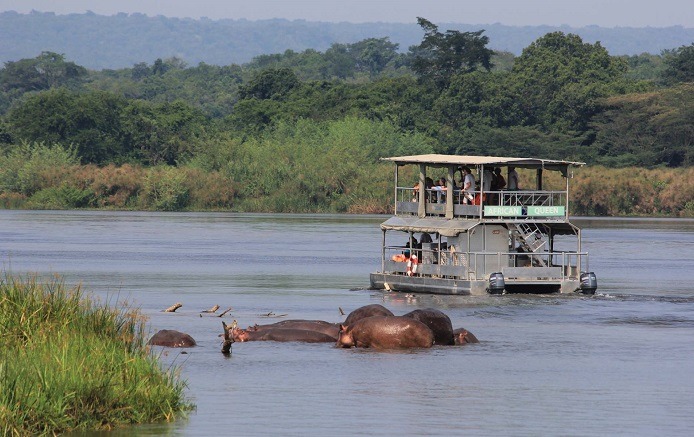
[0,274,193,435]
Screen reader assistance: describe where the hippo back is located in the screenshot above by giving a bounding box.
[402,308,454,345]
[339,316,434,349]
[344,304,394,326]
[147,329,197,347]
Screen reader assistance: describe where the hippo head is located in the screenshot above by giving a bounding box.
[336,325,355,348]
[230,327,250,342]
[453,329,480,345]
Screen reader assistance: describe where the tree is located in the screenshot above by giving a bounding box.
[6,88,128,164]
[510,32,627,132]
[410,18,494,88]
[662,43,694,84]
[0,52,87,94]
[238,68,299,100]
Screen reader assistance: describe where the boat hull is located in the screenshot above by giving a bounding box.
[370,273,582,295]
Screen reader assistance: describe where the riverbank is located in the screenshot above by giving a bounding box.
[0,274,192,435]
[0,148,692,217]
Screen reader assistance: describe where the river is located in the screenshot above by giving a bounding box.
[2,210,694,436]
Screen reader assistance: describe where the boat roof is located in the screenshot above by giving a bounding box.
[380,216,477,237]
[381,216,580,236]
[381,154,585,169]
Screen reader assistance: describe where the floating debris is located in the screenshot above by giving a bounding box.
[163,303,182,312]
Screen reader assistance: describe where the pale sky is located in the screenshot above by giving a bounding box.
[1,0,693,27]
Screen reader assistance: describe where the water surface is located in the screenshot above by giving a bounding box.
[2,211,693,436]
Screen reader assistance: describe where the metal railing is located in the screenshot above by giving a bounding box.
[395,186,568,219]
[382,245,589,282]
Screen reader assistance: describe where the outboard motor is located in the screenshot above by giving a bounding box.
[488,272,505,295]
[580,272,598,295]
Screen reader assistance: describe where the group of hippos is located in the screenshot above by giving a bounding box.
[148,304,479,353]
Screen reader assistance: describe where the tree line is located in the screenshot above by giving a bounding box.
[0,19,692,215]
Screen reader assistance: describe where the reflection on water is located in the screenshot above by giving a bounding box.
[3,211,694,436]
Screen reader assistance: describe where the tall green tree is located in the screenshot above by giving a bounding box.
[0,52,87,94]
[410,18,494,88]
[510,32,628,132]
[661,43,694,84]
[238,68,299,100]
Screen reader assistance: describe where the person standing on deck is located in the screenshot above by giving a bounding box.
[461,166,475,204]
[508,167,520,190]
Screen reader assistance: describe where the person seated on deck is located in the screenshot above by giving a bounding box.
[433,177,447,203]
[391,249,410,262]
[411,182,420,202]
[425,177,436,202]
[490,167,506,205]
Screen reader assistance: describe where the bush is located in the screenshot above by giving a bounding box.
[0,141,79,195]
[140,166,190,211]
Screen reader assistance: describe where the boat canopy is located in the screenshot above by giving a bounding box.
[380,216,580,237]
[380,216,477,237]
[381,154,585,176]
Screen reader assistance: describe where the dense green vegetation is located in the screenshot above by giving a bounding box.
[0,273,192,434]
[0,19,692,216]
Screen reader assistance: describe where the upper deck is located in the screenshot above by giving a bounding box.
[383,154,584,222]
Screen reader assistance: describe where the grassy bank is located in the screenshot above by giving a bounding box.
[0,274,192,435]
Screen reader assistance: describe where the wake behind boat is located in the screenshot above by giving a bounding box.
[370,154,598,295]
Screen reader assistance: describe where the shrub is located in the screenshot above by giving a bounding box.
[140,166,190,211]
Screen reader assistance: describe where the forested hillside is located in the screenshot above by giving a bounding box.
[1,11,694,69]
[1,18,692,216]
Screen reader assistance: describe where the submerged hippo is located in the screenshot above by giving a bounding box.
[231,327,336,343]
[343,304,394,326]
[147,329,196,348]
[249,320,340,339]
[402,308,455,345]
[337,316,434,349]
[452,327,480,345]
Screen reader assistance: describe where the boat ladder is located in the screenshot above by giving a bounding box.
[511,223,548,267]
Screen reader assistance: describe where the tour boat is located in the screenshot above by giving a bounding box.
[369,154,598,295]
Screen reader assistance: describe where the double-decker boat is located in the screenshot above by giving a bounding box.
[369,154,598,295]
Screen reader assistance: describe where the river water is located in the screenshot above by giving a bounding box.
[2,210,694,436]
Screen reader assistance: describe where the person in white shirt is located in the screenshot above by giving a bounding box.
[461,166,475,204]
[508,167,520,190]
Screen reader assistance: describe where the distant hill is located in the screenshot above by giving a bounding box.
[1,11,693,69]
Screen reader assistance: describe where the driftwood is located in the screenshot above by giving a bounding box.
[221,320,237,354]
[201,304,220,313]
[163,303,182,312]
[339,307,345,316]
[258,312,288,318]
[217,307,233,317]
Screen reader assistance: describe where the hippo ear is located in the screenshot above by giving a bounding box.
[339,324,347,332]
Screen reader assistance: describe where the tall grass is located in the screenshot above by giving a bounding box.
[0,274,192,435]
[1,121,692,216]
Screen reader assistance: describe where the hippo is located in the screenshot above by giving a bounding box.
[147,329,196,347]
[402,308,455,345]
[249,320,340,339]
[343,304,394,326]
[337,316,434,349]
[452,328,480,345]
[231,327,336,343]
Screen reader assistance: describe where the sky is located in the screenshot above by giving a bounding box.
[1,0,693,28]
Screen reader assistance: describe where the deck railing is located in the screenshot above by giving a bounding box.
[383,245,588,282]
[396,186,568,220]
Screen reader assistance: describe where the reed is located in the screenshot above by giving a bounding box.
[0,274,192,435]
